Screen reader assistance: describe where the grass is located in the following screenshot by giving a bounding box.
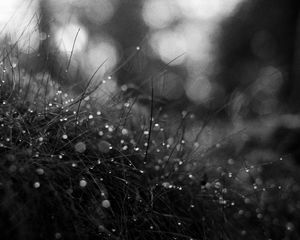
[0,33,300,240]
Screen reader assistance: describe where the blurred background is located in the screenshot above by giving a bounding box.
[0,0,300,120]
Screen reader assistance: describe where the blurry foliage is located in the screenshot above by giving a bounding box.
[33,0,300,119]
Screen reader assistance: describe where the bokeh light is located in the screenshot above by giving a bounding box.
[81,0,118,25]
[180,22,217,63]
[176,0,244,20]
[54,23,88,53]
[150,30,186,65]
[0,0,247,107]
[185,76,212,103]
[142,0,179,29]
[176,0,224,20]
[144,0,244,105]
[85,38,118,77]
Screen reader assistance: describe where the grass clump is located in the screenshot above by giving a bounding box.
[0,41,300,240]
[0,44,221,240]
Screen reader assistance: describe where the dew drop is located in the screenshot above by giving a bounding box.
[121,128,128,135]
[75,142,86,153]
[101,199,111,208]
[36,168,44,175]
[124,102,130,108]
[79,179,87,187]
[144,130,149,135]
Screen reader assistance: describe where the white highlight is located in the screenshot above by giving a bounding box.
[176,0,243,20]
[0,0,40,53]
[54,23,88,53]
[150,30,186,65]
[142,0,179,29]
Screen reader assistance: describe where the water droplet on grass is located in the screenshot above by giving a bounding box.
[75,142,86,153]
[79,179,87,187]
[101,200,111,208]
[121,128,128,135]
[36,168,44,175]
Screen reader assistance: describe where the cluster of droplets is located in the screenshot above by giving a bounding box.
[1,50,300,239]
[126,106,300,238]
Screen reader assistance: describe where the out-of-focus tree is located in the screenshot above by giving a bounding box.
[4,0,299,118]
[214,0,300,118]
